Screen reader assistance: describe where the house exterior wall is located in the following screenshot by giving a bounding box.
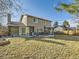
[25,27,30,36]
[8,26,29,36]
[19,27,22,35]
[21,16,28,26]
[19,26,31,36]
[22,15,52,33]
[54,27,64,32]
[8,15,52,36]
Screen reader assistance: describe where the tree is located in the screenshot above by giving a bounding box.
[0,0,21,26]
[0,0,21,16]
[55,0,77,35]
[55,0,79,31]
[63,20,70,30]
[55,0,79,16]
[63,20,70,35]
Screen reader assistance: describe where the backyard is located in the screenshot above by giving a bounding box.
[0,35,79,59]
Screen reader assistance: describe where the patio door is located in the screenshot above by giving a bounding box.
[29,26,34,36]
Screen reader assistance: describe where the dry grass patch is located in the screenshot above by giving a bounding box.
[0,37,79,59]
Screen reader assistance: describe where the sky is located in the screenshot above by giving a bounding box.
[12,0,76,27]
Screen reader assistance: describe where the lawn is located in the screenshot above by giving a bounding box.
[0,36,79,59]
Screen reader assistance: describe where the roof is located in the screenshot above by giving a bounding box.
[69,27,76,30]
[20,14,52,22]
[8,22,25,26]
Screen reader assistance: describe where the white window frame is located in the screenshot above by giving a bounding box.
[33,18,38,23]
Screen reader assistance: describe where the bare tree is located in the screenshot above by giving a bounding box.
[0,0,22,26]
[0,0,21,16]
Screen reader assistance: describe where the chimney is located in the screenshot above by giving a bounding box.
[7,13,11,23]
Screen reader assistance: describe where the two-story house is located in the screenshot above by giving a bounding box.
[8,14,52,36]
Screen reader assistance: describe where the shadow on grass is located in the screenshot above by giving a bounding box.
[9,37,66,46]
[52,35,79,41]
[28,38,65,46]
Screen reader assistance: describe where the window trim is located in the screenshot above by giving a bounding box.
[32,18,38,23]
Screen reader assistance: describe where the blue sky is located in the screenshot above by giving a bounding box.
[12,0,76,27]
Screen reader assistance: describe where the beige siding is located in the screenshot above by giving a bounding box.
[27,16,51,32]
[19,27,22,35]
[21,16,27,26]
[27,16,51,27]
[21,15,51,33]
[19,27,30,36]
[25,27,30,36]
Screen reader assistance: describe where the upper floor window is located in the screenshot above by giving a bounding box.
[33,18,38,23]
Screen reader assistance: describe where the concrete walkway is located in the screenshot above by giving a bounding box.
[32,35,54,38]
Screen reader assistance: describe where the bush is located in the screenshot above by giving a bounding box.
[0,40,10,46]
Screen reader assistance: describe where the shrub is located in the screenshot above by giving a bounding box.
[0,40,10,46]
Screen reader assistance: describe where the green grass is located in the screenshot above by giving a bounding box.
[0,37,79,59]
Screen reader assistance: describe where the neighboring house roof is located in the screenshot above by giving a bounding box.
[8,22,25,26]
[53,25,63,28]
[20,14,52,22]
[69,27,76,30]
[54,26,64,31]
[56,25,76,30]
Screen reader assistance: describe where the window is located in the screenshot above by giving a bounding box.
[33,18,38,23]
[22,28,25,35]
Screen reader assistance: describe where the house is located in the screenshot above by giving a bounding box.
[54,25,77,35]
[54,26,64,32]
[8,14,53,36]
[53,26,65,35]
